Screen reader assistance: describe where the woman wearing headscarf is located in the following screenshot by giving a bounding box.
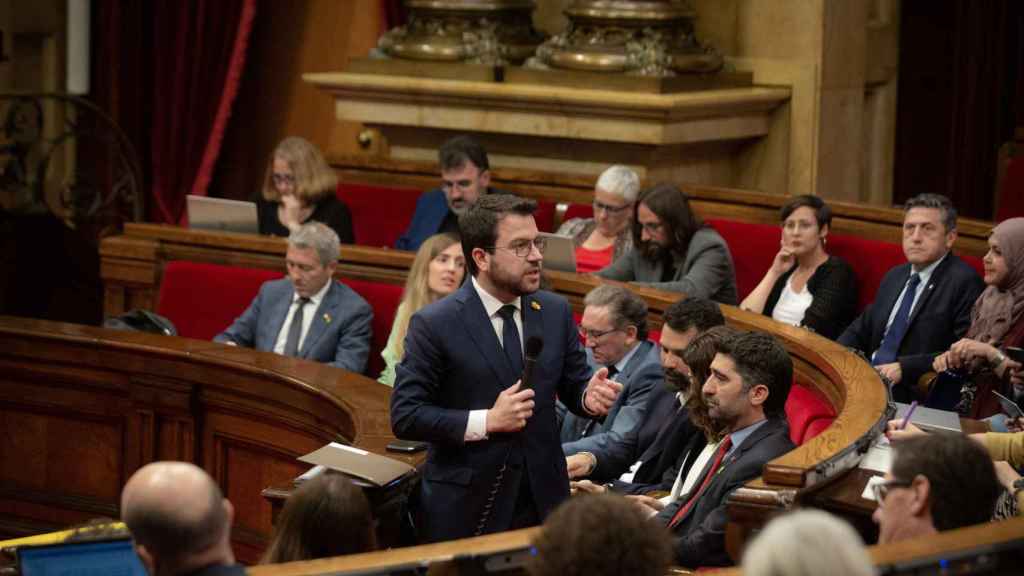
[932,218,1024,419]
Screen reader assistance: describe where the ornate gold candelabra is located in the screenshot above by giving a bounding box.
[375,0,545,65]
[526,0,722,76]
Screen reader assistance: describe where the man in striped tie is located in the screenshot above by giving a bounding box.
[653,331,795,568]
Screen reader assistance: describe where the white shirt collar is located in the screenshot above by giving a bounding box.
[296,277,332,308]
[911,252,946,284]
[471,276,520,318]
[612,341,642,373]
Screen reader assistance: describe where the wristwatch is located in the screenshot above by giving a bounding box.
[1013,477,1024,496]
[993,350,1008,367]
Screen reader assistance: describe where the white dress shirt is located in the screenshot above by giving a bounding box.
[464,277,525,441]
[272,279,331,355]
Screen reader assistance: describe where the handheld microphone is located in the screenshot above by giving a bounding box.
[521,336,544,390]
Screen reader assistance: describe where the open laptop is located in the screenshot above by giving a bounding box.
[17,537,146,576]
[539,232,577,273]
[186,195,259,234]
[895,401,962,433]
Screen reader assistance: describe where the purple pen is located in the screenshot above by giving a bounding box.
[899,400,918,430]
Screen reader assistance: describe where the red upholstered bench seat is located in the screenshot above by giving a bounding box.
[784,383,836,445]
[336,183,422,248]
[337,182,558,249]
[155,261,402,377]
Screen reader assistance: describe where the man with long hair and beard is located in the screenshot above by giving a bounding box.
[597,183,738,305]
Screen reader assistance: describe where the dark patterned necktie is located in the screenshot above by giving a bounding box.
[284,297,310,357]
[497,304,523,378]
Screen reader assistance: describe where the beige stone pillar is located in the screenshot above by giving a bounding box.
[695,0,898,205]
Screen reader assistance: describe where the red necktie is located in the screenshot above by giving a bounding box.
[669,435,732,528]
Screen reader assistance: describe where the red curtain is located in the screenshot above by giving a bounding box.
[91,0,256,225]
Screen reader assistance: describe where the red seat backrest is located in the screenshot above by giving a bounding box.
[535,200,556,233]
[563,202,593,223]
[336,182,422,248]
[705,219,781,302]
[336,277,404,378]
[156,261,403,377]
[157,261,282,341]
[825,234,906,311]
[784,383,837,445]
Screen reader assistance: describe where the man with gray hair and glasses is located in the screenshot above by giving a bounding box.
[559,284,663,457]
[215,221,373,372]
[838,193,983,400]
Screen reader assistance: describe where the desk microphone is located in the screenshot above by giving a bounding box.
[521,336,544,390]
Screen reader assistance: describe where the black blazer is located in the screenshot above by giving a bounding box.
[589,382,681,482]
[763,255,858,340]
[390,282,593,542]
[608,402,706,495]
[654,418,795,568]
[838,253,983,389]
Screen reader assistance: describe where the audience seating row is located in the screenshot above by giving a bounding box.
[156,261,402,378]
[161,259,835,448]
[336,182,985,310]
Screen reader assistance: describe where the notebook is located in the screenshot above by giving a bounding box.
[539,232,577,273]
[894,401,962,433]
[186,195,259,234]
[298,442,415,488]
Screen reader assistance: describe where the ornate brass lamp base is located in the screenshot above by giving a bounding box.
[526,0,722,76]
[375,0,545,65]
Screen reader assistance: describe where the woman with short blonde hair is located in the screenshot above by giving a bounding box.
[256,136,354,243]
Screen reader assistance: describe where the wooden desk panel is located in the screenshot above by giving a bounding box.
[0,317,415,564]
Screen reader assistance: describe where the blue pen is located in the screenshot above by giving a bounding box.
[899,400,918,430]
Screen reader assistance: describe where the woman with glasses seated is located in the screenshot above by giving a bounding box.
[556,165,639,273]
[740,195,857,340]
[379,233,466,386]
[256,136,354,244]
[931,217,1024,420]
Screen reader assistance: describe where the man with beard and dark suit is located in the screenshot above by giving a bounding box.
[559,285,663,458]
[596,183,738,305]
[390,194,623,543]
[653,331,795,568]
[838,193,983,400]
[395,135,495,252]
[565,297,725,489]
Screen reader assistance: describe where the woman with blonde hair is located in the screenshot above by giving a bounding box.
[379,233,466,385]
[257,136,354,243]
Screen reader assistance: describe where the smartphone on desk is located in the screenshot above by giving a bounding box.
[386,439,429,453]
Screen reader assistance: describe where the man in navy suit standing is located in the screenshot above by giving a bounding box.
[391,194,623,542]
[838,193,984,400]
[214,222,373,373]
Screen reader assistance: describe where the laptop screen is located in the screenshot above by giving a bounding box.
[18,538,147,576]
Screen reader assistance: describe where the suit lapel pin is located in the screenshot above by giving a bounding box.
[323,313,332,324]
[531,301,541,311]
